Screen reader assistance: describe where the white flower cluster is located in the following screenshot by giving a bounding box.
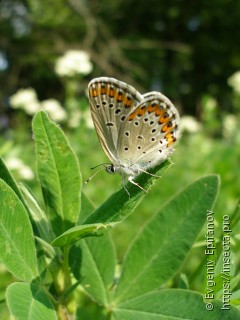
[68,109,94,129]
[6,157,34,180]
[228,71,240,94]
[55,50,93,77]
[9,88,67,122]
[180,115,201,133]
[9,88,40,115]
[222,114,238,138]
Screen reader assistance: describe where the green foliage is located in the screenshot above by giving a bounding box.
[114,176,219,302]
[1,1,240,318]
[33,111,81,236]
[0,112,239,319]
[0,179,38,282]
[113,289,239,320]
[6,283,57,320]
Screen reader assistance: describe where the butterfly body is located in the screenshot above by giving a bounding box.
[88,77,180,189]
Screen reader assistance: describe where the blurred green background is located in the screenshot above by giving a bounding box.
[0,0,240,317]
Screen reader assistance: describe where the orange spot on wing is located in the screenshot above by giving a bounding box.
[100,86,107,95]
[147,105,157,113]
[167,139,175,147]
[161,123,173,133]
[117,92,123,102]
[165,132,173,139]
[91,88,99,98]
[108,88,116,98]
[124,97,133,107]
[128,112,137,121]
[165,132,176,147]
[155,106,164,116]
[136,108,146,116]
[159,116,170,124]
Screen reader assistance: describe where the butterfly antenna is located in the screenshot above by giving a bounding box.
[85,163,111,183]
[85,167,105,183]
[90,163,111,170]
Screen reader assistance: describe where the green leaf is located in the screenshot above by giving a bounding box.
[84,159,171,225]
[33,111,81,236]
[51,222,119,247]
[20,184,55,243]
[0,156,27,210]
[114,175,219,302]
[70,235,117,306]
[112,289,240,320]
[77,192,96,224]
[6,283,57,320]
[0,179,39,282]
[69,194,117,306]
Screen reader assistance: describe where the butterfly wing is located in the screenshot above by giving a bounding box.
[117,92,180,170]
[88,77,143,163]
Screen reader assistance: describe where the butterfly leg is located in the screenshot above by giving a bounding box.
[128,176,148,193]
[138,168,160,178]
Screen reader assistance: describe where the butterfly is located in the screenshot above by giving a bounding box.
[87,77,180,192]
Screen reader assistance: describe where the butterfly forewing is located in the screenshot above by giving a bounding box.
[88,77,143,163]
[117,92,180,169]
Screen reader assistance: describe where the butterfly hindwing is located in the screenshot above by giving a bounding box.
[117,92,180,169]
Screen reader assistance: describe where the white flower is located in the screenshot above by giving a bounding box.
[9,88,41,114]
[228,71,240,94]
[83,109,94,129]
[19,166,34,180]
[6,158,24,170]
[223,114,238,138]
[6,157,34,181]
[68,110,82,128]
[41,99,67,122]
[180,116,201,133]
[55,50,93,77]
[67,109,94,129]
[24,101,41,115]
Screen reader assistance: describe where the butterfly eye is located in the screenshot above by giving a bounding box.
[106,164,115,174]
